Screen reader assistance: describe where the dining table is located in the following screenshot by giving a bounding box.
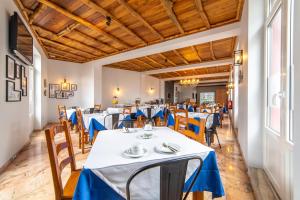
[73,127,224,200]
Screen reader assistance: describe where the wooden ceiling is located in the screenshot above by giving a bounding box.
[104,37,236,72]
[151,64,231,79]
[15,0,244,63]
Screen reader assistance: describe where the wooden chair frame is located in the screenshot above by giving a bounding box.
[45,121,80,200]
[94,104,101,111]
[175,116,206,144]
[76,109,89,154]
[58,105,67,124]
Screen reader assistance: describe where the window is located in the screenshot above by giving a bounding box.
[200,92,215,104]
[266,7,282,133]
[288,0,294,142]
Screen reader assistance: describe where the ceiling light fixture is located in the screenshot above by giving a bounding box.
[106,16,112,26]
[179,78,200,86]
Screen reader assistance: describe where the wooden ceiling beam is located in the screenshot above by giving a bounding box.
[39,37,95,59]
[32,25,105,56]
[134,58,156,70]
[123,61,142,71]
[145,56,167,68]
[162,72,230,81]
[116,0,164,40]
[38,0,130,48]
[158,53,177,66]
[173,50,189,65]
[71,29,118,52]
[79,0,146,45]
[236,0,244,20]
[194,0,211,29]
[191,46,202,62]
[57,23,80,38]
[160,0,184,34]
[210,42,216,60]
[44,45,87,61]
[48,52,83,63]
[29,3,46,24]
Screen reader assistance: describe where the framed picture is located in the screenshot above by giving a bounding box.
[15,64,21,79]
[56,91,68,99]
[71,84,77,91]
[49,84,60,98]
[61,82,70,91]
[6,55,15,80]
[21,66,27,96]
[67,91,74,97]
[6,80,21,102]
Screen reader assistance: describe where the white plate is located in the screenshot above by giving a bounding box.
[121,128,138,133]
[137,133,154,139]
[155,143,181,154]
[123,148,148,158]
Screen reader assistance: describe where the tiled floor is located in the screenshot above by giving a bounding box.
[0,116,254,200]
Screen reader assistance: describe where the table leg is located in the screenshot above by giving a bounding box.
[193,191,204,200]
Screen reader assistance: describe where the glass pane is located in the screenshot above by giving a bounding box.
[267,8,281,133]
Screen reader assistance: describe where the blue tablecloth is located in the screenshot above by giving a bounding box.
[69,111,78,125]
[153,110,164,119]
[88,118,107,140]
[73,151,224,200]
[188,106,194,112]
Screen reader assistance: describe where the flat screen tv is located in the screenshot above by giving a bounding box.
[9,12,33,65]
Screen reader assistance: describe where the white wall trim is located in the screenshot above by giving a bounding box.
[144,59,233,75]
[162,72,230,81]
[89,23,240,66]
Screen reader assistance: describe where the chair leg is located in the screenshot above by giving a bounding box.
[81,132,85,154]
[206,133,211,147]
[79,131,82,149]
[215,131,221,149]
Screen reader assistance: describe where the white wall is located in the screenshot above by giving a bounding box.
[102,67,160,108]
[46,60,94,122]
[293,0,300,198]
[235,0,264,167]
[0,0,48,167]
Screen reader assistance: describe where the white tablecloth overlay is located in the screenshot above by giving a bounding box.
[84,127,213,200]
[66,109,76,119]
[83,112,127,130]
[106,106,164,119]
[173,112,209,119]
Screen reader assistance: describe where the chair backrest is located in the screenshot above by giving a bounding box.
[126,156,203,200]
[45,121,76,200]
[123,107,132,114]
[205,114,214,129]
[174,109,188,118]
[94,104,101,111]
[76,109,85,132]
[104,113,120,129]
[58,105,67,123]
[175,116,206,144]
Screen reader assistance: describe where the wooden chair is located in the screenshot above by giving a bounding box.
[45,121,80,200]
[175,116,206,144]
[76,109,90,154]
[58,105,67,124]
[94,104,101,111]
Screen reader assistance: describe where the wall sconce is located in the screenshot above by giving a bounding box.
[234,50,243,65]
[61,78,70,91]
[115,87,120,96]
[149,87,154,94]
[227,82,234,89]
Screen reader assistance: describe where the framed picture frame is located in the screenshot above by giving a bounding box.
[61,82,70,91]
[6,55,15,80]
[49,84,60,98]
[71,84,77,91]
[15,64,21,79]
[56,91,68,99]
[6,80,21,102]
[67,91,74,97]
[20,66,27,96]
